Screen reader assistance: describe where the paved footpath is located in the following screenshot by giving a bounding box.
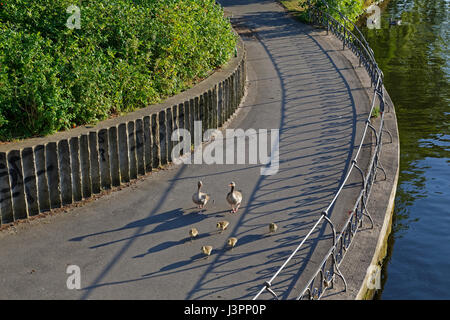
[0,0,372,300]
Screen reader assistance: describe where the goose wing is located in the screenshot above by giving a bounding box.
[193,191,209,205]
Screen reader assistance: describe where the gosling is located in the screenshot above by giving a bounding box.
[216,221,230,233]
[269,222,278,234]
[189,228,199,241]
[227,237,238,250]
[201,245,213,258]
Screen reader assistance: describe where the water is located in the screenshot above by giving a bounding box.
[359,0,450,299]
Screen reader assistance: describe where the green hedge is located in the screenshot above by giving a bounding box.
[302,0,364,23]
[0,0,237,141]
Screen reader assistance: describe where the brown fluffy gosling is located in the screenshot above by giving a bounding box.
[216,221,230,233]
[189,228,199,241]
[269,222,278,234]
[201,245,213,258]
[227,237,238,250]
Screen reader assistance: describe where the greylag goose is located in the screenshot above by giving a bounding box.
[192,181,210,209]
[389,18,402,26]
[226,181,243,213]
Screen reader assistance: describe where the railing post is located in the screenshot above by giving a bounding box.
[366,120,379,146]
[361,197,375,229]
[307,0,312,23]
[322,211,336,246]
[343,27,346,50]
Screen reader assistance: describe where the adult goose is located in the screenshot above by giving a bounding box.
[192,181,210,210]
[226,181,243,214]
[389,18,402,26]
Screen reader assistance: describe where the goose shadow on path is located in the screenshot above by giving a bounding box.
[69,208,217,250]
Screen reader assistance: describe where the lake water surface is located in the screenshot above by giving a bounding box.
[359,0,449,299]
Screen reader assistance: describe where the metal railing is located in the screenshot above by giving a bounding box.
[253,0,391,300]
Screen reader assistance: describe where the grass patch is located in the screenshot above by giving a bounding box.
[279,0,309,22]
[371,105,381,118]
[280,0,308,12]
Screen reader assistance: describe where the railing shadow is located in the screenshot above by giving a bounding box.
[73,0,372,300]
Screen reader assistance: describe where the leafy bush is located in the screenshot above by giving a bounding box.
[302,0,364,23]
[0,0,237,141]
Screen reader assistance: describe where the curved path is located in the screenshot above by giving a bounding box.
[0,0,372,300]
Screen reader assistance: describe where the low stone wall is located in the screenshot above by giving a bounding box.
[0,38,246,226]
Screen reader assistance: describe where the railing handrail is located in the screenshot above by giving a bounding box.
[319,0,377,62]
[253,0,388,300]
[313,0,384,81]
[319,9,381,77]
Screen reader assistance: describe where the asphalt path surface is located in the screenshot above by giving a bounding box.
[0,0,372,300]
